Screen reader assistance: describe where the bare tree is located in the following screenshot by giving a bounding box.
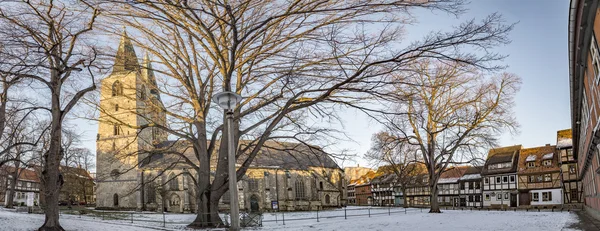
[374,60,520,213]
[95,0,514,227]
[365,132,423,208]
[0,1,100,230]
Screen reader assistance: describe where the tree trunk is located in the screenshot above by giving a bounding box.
[188,188,224,228]
[429,183,441,213]
[38,101,64,231]
[402,188,408,208]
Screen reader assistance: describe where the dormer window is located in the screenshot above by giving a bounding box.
[527,162,535,168]
[543,160,552,166]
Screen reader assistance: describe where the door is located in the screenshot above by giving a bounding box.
[519,192,530,206]
[510,193,517,207]
[250,195,259,212]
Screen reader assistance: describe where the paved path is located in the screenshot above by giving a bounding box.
[567,211,600,231]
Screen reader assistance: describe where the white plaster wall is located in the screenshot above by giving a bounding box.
[530,188,562,205]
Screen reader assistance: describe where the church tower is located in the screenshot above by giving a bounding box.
[96,30,166,209]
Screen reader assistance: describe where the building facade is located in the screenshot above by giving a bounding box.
[0,166,40,206]
[371,174,395,206]
[347,183,356,205]
[404,174,430,207]
[437,167,467,207]
[557,129,583,206]
[481,145,521,208]
[568,0,600,218]
[517,145,562,208]
[355,183,372,206]
[458,166,483,208]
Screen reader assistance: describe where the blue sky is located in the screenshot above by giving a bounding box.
[340,0,572,168]
[72,0,572,171]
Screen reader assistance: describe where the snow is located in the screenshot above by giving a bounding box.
[526,155,537,162]
[258,208,581,231]
[437,177,460,184]
[542,153,554,160]
[460,174,481,181]
[557,138,573,149]
[0,206,582,231]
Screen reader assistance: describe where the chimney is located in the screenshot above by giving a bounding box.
[546,144,550,146]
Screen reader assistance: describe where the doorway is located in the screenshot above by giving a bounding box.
[250,195,259,212]
[510,194,517,207]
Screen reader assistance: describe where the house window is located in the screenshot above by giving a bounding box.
[485,194,490,201]
[571,189,578,201]
[505,192,509,200]
[503,176,508,183]
[115,104,119,111]
[542,192,552,201]
[295,179,306,200]
[591,31,600,83]
[528,175,536,183]
[544,174,551,182]
[468,195,473,202]
[510,175,515,182]
[531,192,539,202]
[475,182,481,189]
[112,81,123,96]
[527,162,535,168]
[543,160,552,167]
[469,182,474,189]
[497,193,502,200]
[496,177,501,184]
[484,178,489,184]
[569,165,576,174]
[460,182,465,190]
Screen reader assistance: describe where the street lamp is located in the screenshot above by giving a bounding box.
[213,91,242,231]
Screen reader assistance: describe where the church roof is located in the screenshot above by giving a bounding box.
[112,30,139,74]
[143,140,341,171]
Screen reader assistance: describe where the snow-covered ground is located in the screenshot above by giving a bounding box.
[0,207,582,231]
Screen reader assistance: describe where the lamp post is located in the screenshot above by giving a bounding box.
[213,91,242,231]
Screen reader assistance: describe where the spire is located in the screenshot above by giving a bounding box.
[112,29,139,74]
[142,53,160,99]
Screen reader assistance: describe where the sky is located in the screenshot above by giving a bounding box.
[71,0,572,172]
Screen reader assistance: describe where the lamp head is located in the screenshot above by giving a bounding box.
[213,91,242,110]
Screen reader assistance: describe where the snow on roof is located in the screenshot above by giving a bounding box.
[542,153,554,160]
[459,174,481,181]
[557,138,573,149]
[437,177,460,184]
[525,155,537,162]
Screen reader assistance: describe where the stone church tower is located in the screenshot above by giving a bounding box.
[95,30,166,209]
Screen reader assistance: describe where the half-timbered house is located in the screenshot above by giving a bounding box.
[405,174,430,207]
[458,166,484,208]
[517,145,562,208]
[556,129,582,206]
[371,173,396,206]
[482,145,521,208]
[437,167,468,207]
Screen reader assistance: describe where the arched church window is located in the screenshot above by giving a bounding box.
[111,169,120,179]
[325,194,331,204]
[113,193,119,206]
[113,125,121,136]
[112,81,123,96]
[248,178,259,192]
[295,179,306,200]
[140,85,146,100]
[146,180,156,203]
[169,173,179,191]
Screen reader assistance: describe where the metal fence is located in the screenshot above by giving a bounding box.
[262,206,420,225]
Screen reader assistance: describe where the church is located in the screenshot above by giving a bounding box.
[95,31,347,213]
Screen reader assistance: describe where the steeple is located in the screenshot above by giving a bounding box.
[113,29,139,74]
[141,53,160,99]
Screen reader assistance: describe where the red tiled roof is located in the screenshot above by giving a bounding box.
[0,165,39,182]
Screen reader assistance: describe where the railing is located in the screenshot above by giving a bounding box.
[262,206,418,226]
